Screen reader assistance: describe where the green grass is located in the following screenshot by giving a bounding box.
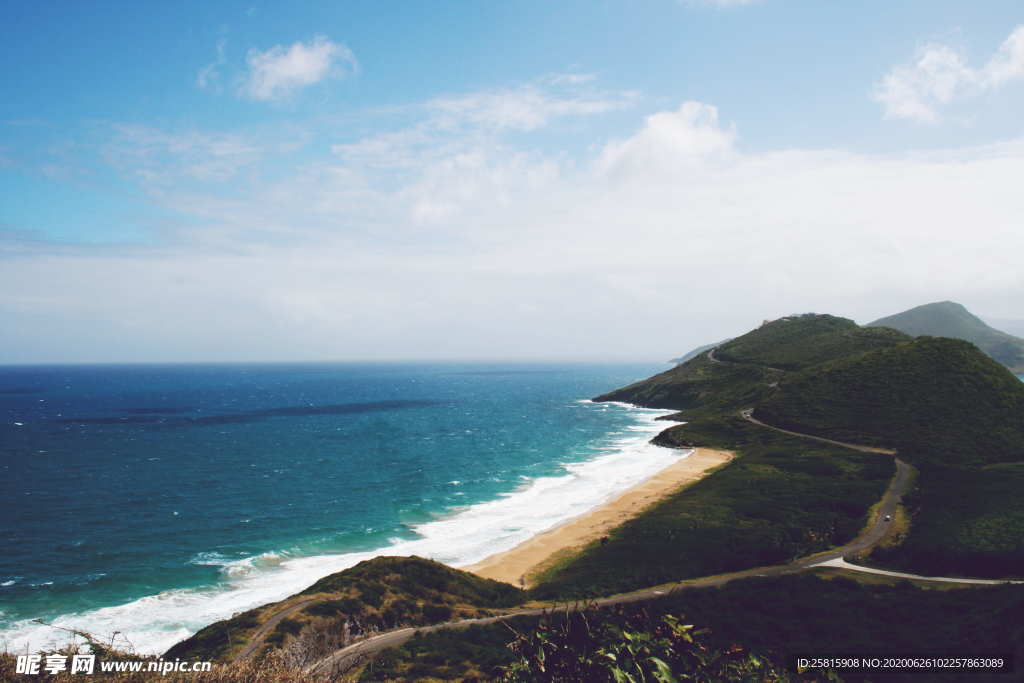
[358,619,533,681]
[165,556,522,662]
[869,463,1024,578]
[715,314,908,371]
[299,556,521,607]
[529,416,892,600]
[755,336,1024,467]
[358,574,1024,682]
[162,607,263,662]
[594,350,777,415]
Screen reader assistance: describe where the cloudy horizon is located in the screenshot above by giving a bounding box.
[2,2,1023,364]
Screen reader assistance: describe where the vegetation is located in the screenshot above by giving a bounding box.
[162,607,264,662]
[357,618,534,681]
[599,312,1024,589]
[868,300,1024,372]
[594,350,777,415]
[668,339,727,365]
[755,336,1024,467]
[529,416,892,600]
[358,608,790,682]
[715,314,908,371]
[164,556,521,664]
[157,307,1024,678]
[501,607,790,682]
[869,463,1024,577]
[354,574,1024,682]
[298,556,521,607]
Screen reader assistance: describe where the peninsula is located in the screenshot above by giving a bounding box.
[132,311,1024,679]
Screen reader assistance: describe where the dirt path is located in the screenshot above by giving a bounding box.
[233,597,321,662]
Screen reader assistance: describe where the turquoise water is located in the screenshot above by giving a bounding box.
[0,362,674,653]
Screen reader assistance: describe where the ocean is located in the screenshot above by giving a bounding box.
[0,362,676,655]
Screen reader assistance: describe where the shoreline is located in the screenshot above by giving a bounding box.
[463,447,734,587]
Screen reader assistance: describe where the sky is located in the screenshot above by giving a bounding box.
[2,1,1023,363]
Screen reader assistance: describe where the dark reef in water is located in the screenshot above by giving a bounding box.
[55,399,445,427]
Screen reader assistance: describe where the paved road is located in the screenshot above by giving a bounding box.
[813,557,1024,585]
[740,408,896,455]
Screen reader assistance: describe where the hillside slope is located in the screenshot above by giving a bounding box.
[164,556,521,664]
[753,336,1024,467]
[668,340,727,365]
[597,314,908,413]
[868,301,1024,372]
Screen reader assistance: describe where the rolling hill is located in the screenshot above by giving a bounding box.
[868,301,1024,372]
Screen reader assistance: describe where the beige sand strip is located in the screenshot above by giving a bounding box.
[463,448,734,587]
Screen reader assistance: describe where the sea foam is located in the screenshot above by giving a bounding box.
[0,402,683,655]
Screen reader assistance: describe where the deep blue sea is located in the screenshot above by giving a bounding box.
[0,362,675,654]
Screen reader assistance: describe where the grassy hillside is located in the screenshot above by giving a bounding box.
[164,556,521,664]
[529,416,892,600]
[715,314,908,370]
[598,315,908,415]
[869,463,1024,577]
[754,336,1024,467]
[594,349,776,414]
[668,339,727,365]
[599,315,1024,583]
[868,300,1024,372]
[360,574,1024,682]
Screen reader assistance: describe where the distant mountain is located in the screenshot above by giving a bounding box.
[983,316,1024,339]
[867,301,1024,373]
[668,340,726,365]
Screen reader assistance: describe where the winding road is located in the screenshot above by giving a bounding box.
[301,410,935,677]
[234,597,321,661]
[227,400,1019,677]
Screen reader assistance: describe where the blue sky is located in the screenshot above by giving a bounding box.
[2,1,1023,362]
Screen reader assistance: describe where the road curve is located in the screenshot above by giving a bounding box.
[812,557,1024,585]
[740,408,896,454]
[234,597,322,661]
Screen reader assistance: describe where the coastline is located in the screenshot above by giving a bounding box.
[0,394,679,656]
[463,447,734,587]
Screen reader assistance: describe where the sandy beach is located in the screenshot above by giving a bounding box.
[464,447,734,587]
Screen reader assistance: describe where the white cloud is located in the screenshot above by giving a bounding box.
[594,101,736,179]
[331,76,637,170]
[5,90,1024,363]
[240,35,356,101]
[106,125,266,183]
[983,26,1024,88]
[196,39,227,92]
[426,81,637,131]
[875,25,1024,123]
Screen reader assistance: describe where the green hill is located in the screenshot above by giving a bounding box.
[164,556,521,664]
[596,314,908,413]
[715,314,909,370]
[868,301,1024,372]
[754,336,1024,467]
[594,349,776,415]
[598,313,1024,579]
